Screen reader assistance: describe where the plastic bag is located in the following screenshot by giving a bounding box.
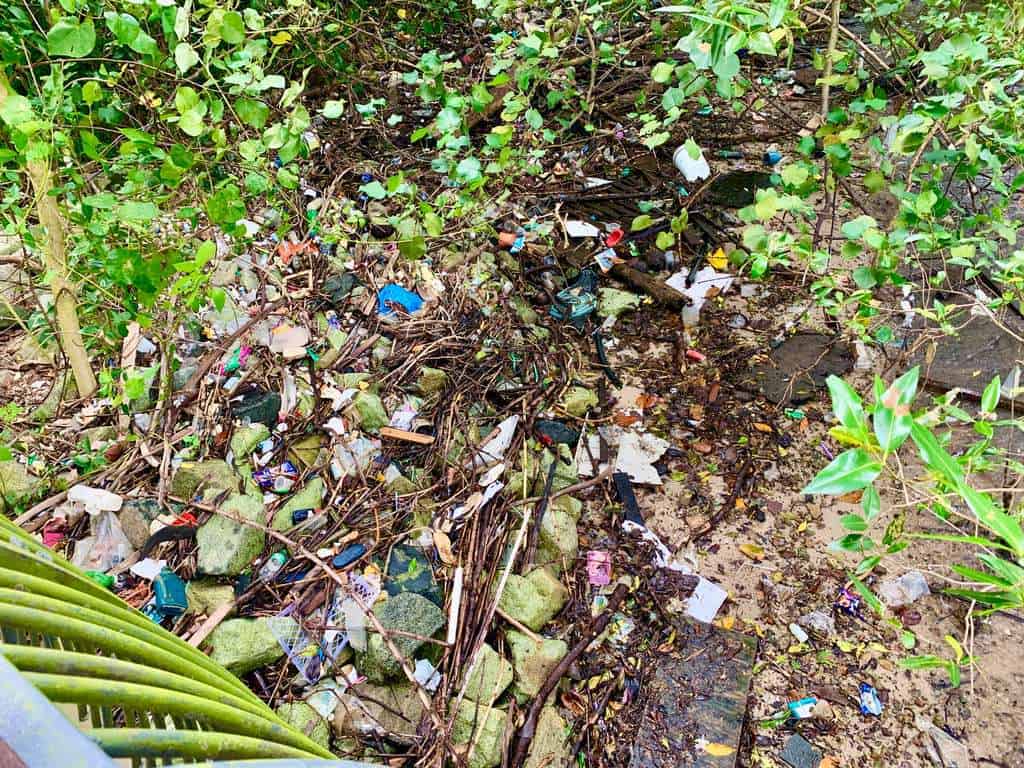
[72,510,133,572]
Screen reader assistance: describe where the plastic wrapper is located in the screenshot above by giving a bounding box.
[71,511,132,572]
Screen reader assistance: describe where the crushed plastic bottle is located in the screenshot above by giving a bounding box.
[258,551,288,582]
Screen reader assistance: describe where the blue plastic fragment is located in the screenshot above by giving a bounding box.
[377,284,424,316]
[332,544,366,570]
[859,682,883,716]
[764,150,783,166]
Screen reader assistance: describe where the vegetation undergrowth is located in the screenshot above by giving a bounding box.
[1,0,1022,708]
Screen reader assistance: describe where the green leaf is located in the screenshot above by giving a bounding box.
[826,375,865,433]
[82,193,117,209]
[0,94,35,129]
[712,53,740,80]
[910,422,1024,556]
[175,87,200,114]
[661,87,684,111]
[399,234,426,260]
[221,11,245,44]
[321,100,345,119]
[651,61,675,84]
[980,375,1000,414]
[900,630,917,649]
[831,533,864,552]
[849,575,884,615]
[780,163,809,187]
[82,81,103,105]
[630,214,653,232]
[117,201,159,221]
[454,156,482,184]
[863,170,886,193]
[874,367,919,452]
[803,448,882,495]
[436,107,461,134]
[105,12,157,55]
[899,655,946,670]
[656,231,675,250]
[862,484,880,520]
[840,514,868,532]
[174,43,199,74]
[747,31,776,56]
[235,99,269,130]
[360,181,387,200]
[47,18,96,58]
[178,108,205,137]
[206,184,245,227]
[525,109,543,130]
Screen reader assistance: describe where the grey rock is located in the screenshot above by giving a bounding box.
[0,461,45,512]
[276,701,331,750]
[118,498,162,549]
[356,592,445,682]
[185,579,236,616]
[525,707,570,768]
[464,643,513,704]
[507,630,568,699]
[332,681,428,745]
[230,423,271,460]
[272,477,324,532]
[206,615,296,676]
[196,494,265,575]
[780,733,821,768]
[452,701,507,768]
[497,568,567,631]
[797,610,836,637]
[170,460,239,501]
[879,570,930,608]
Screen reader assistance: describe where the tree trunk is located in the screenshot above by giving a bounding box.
[0,73,98,397]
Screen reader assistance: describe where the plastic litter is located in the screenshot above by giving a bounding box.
[129,557,166,580]
[377,284,424,316]
[878,570,930,608]
[41,519,66,548]
[253,461,299,494]
[835,585,862,617]
[269,323,310,359]
[550,267,599,326]
[68,485,123,515]
[152,568,188,617]
[789,622,809,643]
[614,430,670,486]
[666,266,734,329]
[414,658,442,692]
[565,219,602,238]
[787,696,817,719]
[465,415,519,469]
[71,510,132,572]
[332,544,366,570]
[258,551,288,582]
[622,520,727,623]
[587,551,612,586]
[673,143,711,181]
[859,683,883,716]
